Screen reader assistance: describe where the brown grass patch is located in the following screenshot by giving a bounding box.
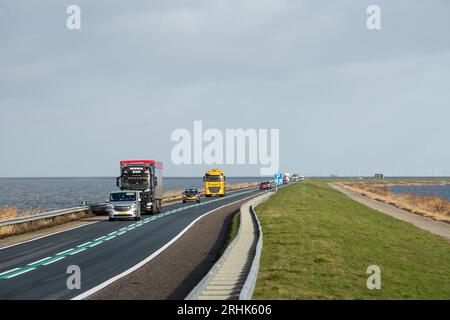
[0,206,18,221]
[0,209,94,239]
[339,182,450,223]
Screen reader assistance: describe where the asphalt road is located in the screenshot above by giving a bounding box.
[0,188,263,300]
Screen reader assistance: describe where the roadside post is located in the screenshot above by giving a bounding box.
[274,172,283,192]
[302,183,307,205]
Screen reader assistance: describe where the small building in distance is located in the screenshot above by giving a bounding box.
[374,173,384,179]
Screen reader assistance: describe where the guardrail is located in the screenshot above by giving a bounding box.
[0,185,262,229]
[185,191,273,300]
[0,206,90,228]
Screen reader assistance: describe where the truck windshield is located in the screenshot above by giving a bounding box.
[110,192,137,202]
[121,176,149,190]
[205,175,223,182]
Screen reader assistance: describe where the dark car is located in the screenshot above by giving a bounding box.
[259,182,271,190]
[183,189,201,203]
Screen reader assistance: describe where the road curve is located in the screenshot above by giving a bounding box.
[0,188,262,300]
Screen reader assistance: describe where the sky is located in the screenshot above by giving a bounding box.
[1,0,449,177]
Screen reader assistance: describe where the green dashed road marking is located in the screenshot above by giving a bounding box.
[0,189,256,280]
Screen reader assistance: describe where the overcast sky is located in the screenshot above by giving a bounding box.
[1,0,449,177]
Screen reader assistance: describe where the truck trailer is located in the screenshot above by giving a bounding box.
[116,160,163,214]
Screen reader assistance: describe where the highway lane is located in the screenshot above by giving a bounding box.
[0,188,263,299]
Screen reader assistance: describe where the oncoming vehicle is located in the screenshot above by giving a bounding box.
[203,168,225,197]
[108,191,141,221]
[182,189,201,203]
[259,182,271,190]
[116,160,163,214]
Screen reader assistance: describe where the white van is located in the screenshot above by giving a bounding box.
[108,190,142,221]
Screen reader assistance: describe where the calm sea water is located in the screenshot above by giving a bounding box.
[0,177,267,212]
[389,185,450,201]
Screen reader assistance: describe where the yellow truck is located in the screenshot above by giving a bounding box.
[203,168,226,197]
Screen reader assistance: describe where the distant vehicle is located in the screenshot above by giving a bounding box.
[108,190,142,221]
[183,189,201,203]
[259,182,271,190]
[116,160,163,214]
[203,168,225,197]
[292,174,299,182]
[283,173,291,184]
[299,176,305,181]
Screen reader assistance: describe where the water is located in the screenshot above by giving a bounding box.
[0,177,267,212]
[389,185,450,201]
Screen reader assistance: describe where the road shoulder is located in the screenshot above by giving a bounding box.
[0,216,106,250]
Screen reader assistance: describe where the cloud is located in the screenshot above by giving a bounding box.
[0,0,450,177]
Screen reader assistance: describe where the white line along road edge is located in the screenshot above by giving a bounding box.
[0,220,101,252]
[185,192,273,300]
[71,192,259,300]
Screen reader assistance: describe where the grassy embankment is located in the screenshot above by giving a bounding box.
[340,181,450,223]
[219,211,241,257]
[253,181,450,299]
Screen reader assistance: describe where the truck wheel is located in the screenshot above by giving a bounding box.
[109,218,114,222]
[157,200,162,213]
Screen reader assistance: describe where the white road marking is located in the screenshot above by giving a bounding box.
[88,241,102,248]
[77,242,92,248]
[27,256,52,266]
[56,248,74,256]
[6,268,35,279]
[69,248,87,255]
[72,192,258,300]
[1,189,256,282]
[43,256,65,265]
[0,220,101,252]
[0,268,21,277]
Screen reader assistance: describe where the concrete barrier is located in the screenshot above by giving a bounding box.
[185,191,273,300]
